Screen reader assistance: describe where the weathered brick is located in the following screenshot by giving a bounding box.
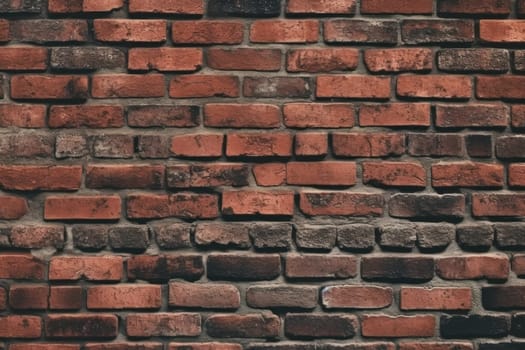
[324,20,398,44]
[286,254,357,279]
[247,285,318,309]
[51,47,124,70]
[206,314,280,338]
[126,313,201,337]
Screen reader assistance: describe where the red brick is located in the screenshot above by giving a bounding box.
[322,285,392,309]
[206,313,280,338]
[170,75,239,98]
[49,0,123,12]
[362,315,436,337]
[49,105,124,128]
[333,133,405,157]
[251,20,318,43]
[286,0,356,14]
[0,47,47,71]
[399,343,473,350]
[127,255,204,282]
[128,105,199,128]
[129,0,203,14]
[436,255,509,280]
[472,193,525,217]
[87,285,161,310]
[0,316,41,338]
[436,104,509,128]
[172,21,243,45]
[300,191,384,216]
[227,133,292,157]
[129,48,202,72]
[287,49,358,73]
[11,345,80,350]
[0,195,27,219]
[10,20,88,43]
[324,20,398,44]
[295,133,328,157]
[10,225,64,249]
[126,193,219,219]
[0,253,45,279]
[208,48,281,71]
[360,103,430,127]
[253,163,287,187]
[285,254,357,279]
[439,0,511,15]
[222,190,294,216]
[92,74,165,98]
[397,75,472,99]
[402,20,474,44]
[126,313,201,337]
[317,75,391,99]
[169,282,240,309]
[171,134,223,157]
[283,103,355,128]
[94,20,166,42]
[512,105,525,128]
[169,344,241,350]
[287,162,356,186]
[0,165,81,191]
[0,104,46,128]
[86,165,164,189]
[513,254,525,276]
[509,164,525,187]
[363,162,426,188]
[477,76,525,99]
[49,256,122,281]
[362,0,433,14]
[480,20,525,43]
[401,288,472,311]
[11,75,88,100]
[364,48,433,73]
[9,284,48,310]
[45,314,118,339]
[49,286,82,310]
[432,162,504,188]
[44,195,121,220]
[204,104,281,128]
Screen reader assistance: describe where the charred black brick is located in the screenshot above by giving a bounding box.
[440,315,509,339]
[208,0,281,17]
[362,257,434,282]
[108,226,149,252]
[72,225,108,251]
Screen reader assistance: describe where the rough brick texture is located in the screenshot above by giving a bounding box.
[0,1,524,348]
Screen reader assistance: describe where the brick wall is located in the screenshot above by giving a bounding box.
[0,0,524,349]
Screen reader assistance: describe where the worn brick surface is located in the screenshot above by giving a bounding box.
[1,1,524,349]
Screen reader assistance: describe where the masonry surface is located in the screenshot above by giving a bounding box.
[1,0,525,349]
